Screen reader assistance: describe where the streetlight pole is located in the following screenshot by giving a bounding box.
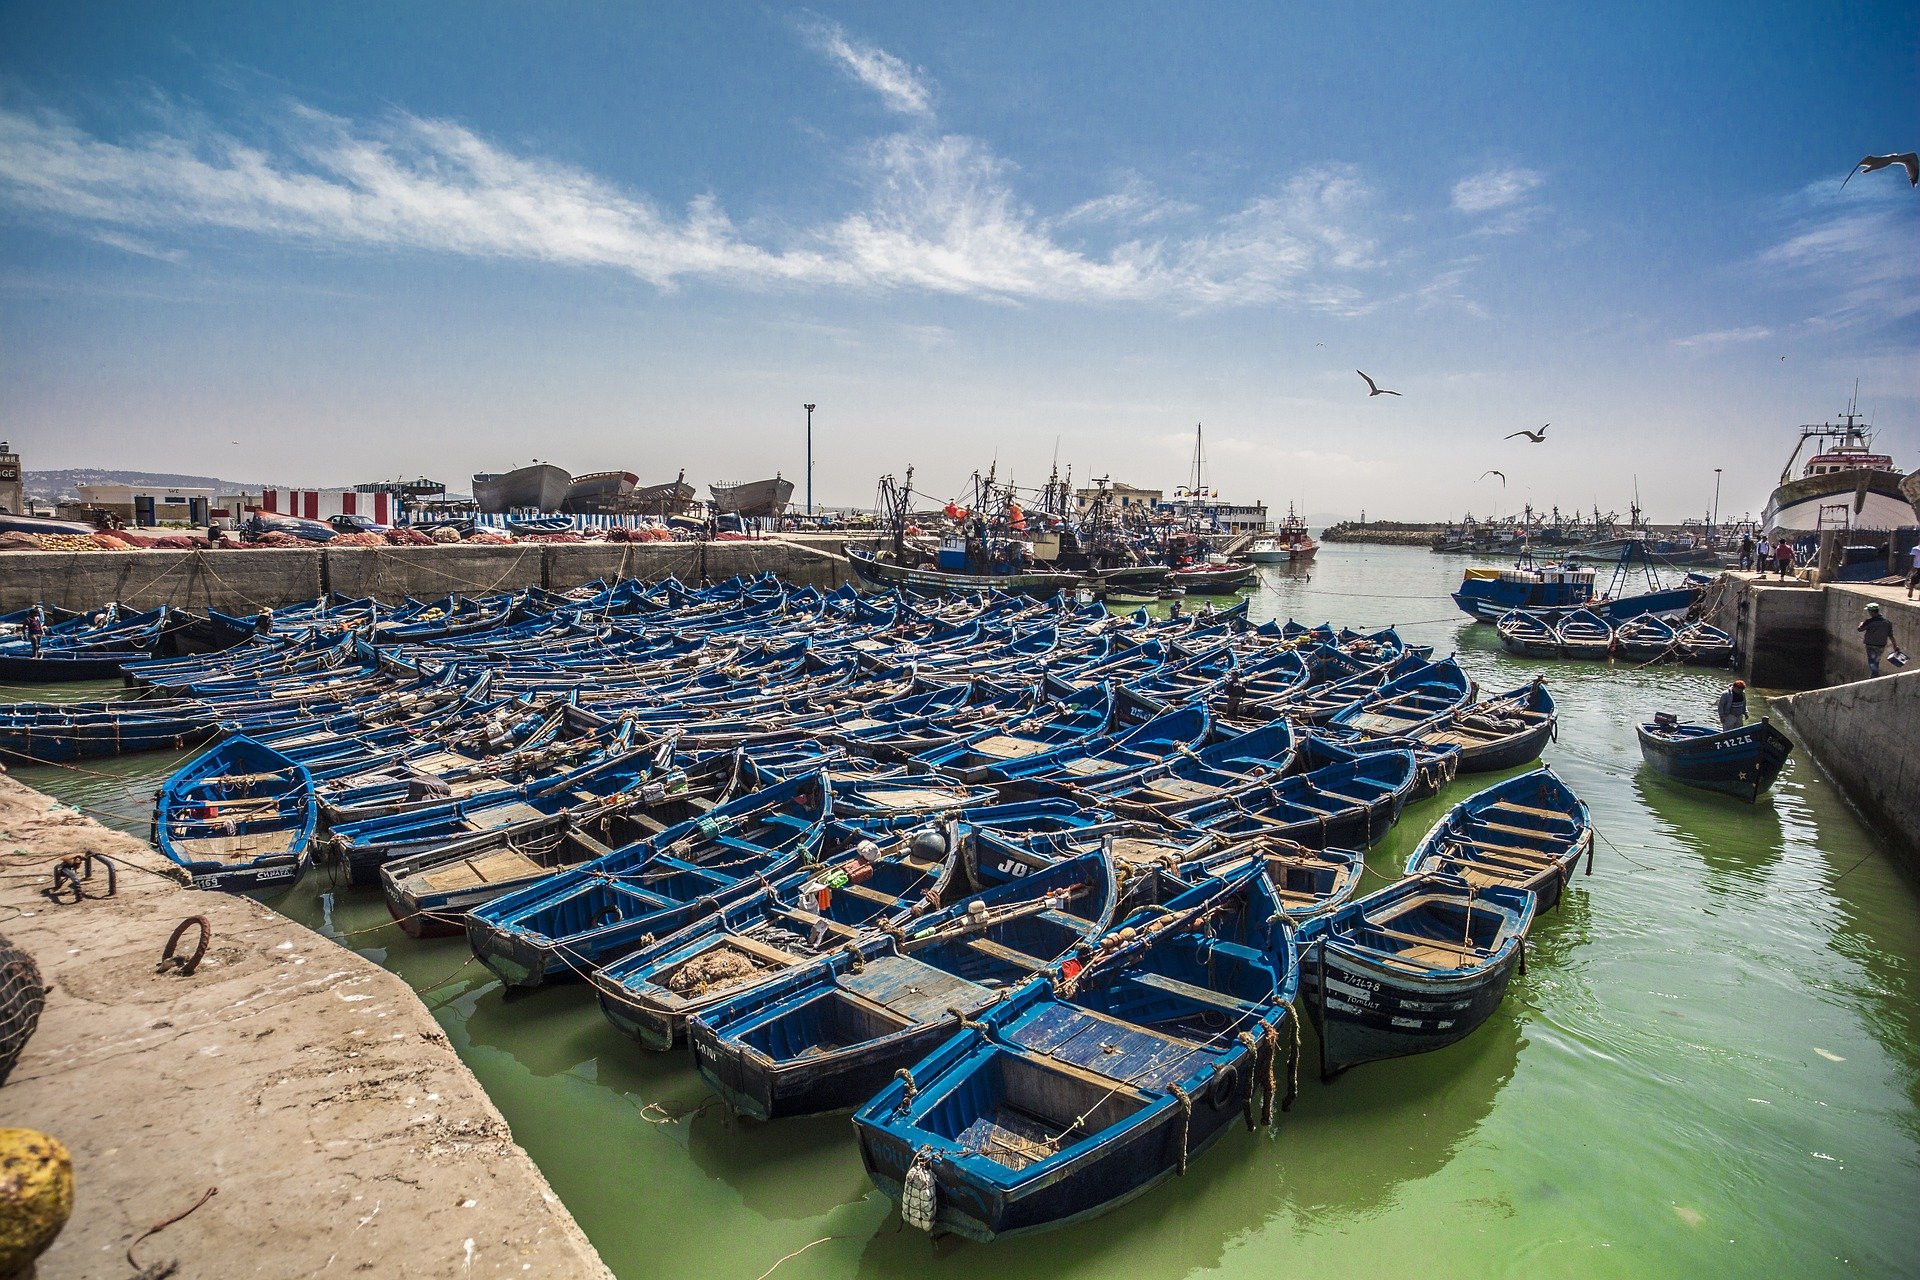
[1712,468,1722,536]
[803,404,816,516]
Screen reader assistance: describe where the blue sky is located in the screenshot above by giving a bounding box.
[1,1,1914,521]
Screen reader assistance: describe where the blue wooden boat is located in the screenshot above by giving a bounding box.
[1494,609,1560,659]
[1077,719,1295,820]
[1554,608,1614,660]
[0,699,219,763]
[1298,730,1461,800]
[979,704,1210,792]
[1174,750,1417,849]
[589,822,961,1049]
[1636,715,1792,802]
[1611,614,1679,662]
[1273,651,1431,724]
[153,736,316,892]
[465,771,832,987]
[687,851,1120,1121]
[1327,656,1472,737]
[1412,678,1557,774]
[1183,836,1364,923]
[1675,622,1735,667]
[1453,561,1596,621]
[852,861,1296,1240]
[1404,767,1592,911]
[910,685,1115,781]
[1298,873,1535,1078]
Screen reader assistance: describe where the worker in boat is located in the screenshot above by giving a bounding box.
[1857,603,1900,678]
[255,606,274,636]
[1223,671,1247,720]
[1716,679,1748,731]
[25,605,45,656]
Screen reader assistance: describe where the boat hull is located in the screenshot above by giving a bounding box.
[710,477,795,518]
[1762,468,1911,534]
[472,464,572,513]
[1637,719,1793,802]
[845,545,1080,597]
[1302,938,1521,1076]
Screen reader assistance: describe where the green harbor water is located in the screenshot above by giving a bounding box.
[8,542,1917,1279]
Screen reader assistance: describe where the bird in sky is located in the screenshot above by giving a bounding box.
[1357,370,1400,397]
[1841,152,1919,188]
[1505,424,1549,443]
[1479,470,1506,486]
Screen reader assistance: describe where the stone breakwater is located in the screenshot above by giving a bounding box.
[0,771,613,1279]
[1320,523,1443,546]
[0,539,853,614]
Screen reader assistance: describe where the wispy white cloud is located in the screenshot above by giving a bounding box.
[1052,174,1198,230]
[1671,324,1772,348]
[1451,166,1543,214]
[795,15,932,117]
[1755,186,1920,328]
[0,98,1404,312]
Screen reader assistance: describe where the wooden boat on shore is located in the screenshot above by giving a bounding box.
[473,463,571,513]
[711,476,795,518]
[1298,873,1535,1078]
[851,862,1295,1241]
[1404,767,1592,912]
[154,736,316,892]
[1636,715,1792,802]
[687,851,1119,1121]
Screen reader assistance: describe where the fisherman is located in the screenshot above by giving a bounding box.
[1857,603,1899,678]
[25,605,44,657]
[1716,679,1748,731]
[1908,541,1920,601]
[1168,598,1184,621]
[255,606,274,636]
[1771,539,1796,580]
[1223,671,1247,720]
[1738,532,1754,571]
[1753,534,1771,574]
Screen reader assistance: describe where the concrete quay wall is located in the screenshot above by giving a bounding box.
[0,771,612,1278]
[0,538,851,613]
[1775,670,1920,871]
[1706,573,1828,690]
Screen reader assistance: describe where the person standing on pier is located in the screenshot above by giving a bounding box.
[1717,679,1748,730]
[1738,532,1754,571]
[1772,539,1796,580]
[1753,534,1771,574]
[1907,541,1920,600]
[1857,604,1898,678]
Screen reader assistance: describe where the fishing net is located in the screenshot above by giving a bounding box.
[665,948,760,995]
[0,933,48,1087]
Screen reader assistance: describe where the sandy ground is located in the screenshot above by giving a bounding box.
[0,770,612,1280]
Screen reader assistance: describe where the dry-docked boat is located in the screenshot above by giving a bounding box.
[472,463,571,513]
[1762,390,1911,534]
[561,470,638,513]
[710,475,795,517]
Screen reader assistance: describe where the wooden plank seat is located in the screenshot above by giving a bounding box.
[970,735,1052,760]
[415,848,546,892]
[1474,818,1573,842]
[1485,800,1565,820]
[1130,970,1262,1015]
[965,937,1053,970]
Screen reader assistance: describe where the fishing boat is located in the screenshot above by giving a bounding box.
[465,771,832,988]
[1554,609,1614,660]
[1077,719,1295,819]
[561,470,638,514]
[1326,657,1473,737]
[1167,562,1255,594]
[845,545,1081,597]
[1761,390,1911,534]
[1185,836,1364,923]
[1495,610,1561,660]
[1412,679,1556,774]
[628,472,698,519]
[0,699,218,763]
[1297,873,1536,1078]
[687,851,1119,1121]
[588,822,960,1049]
[1674,622,1735,666]
[1612,614,1679,662]
[1173,749,1417,850]
[1404,767,1592,911]
[153,736,316,891]
[851,862,1296,1241]
[1244,507,1318,563]
[710,476,795,518]
[472,463,571,513]
[1453,561,1596,622]
[910,684,1115,782]
[1636,715,1793,802]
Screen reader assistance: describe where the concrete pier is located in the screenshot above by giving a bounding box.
[0,772,612,1279]
[0,539,852,614]
[1774,672,1919,870]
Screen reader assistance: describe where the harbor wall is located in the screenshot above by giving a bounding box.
[1774,670,1920,872]
[0,539,851,613]
[1707,574,1828,690]
[1821,583,1920,686]
[0,771,613,1278]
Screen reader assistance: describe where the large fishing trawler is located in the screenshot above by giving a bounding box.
[1761,389,1910,534]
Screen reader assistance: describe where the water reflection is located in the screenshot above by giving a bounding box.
[1632,769,1787,901]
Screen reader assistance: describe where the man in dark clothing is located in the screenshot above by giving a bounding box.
[1223,672,1247,720]
[1772,540,1796,580]
[1738,534,1754,571]
[1858,603,1897,677]
[1717,679,1748,731]
[26,606,44,656]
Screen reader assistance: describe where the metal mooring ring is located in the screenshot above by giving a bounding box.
[158,916,212,977]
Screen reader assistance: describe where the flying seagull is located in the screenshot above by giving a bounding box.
[1357,370,1401,397]
[1841,152,1919,189]
[1479,470,1506,486]
[1505,424,1549,443]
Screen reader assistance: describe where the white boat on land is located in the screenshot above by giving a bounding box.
[1761,389,1910,534]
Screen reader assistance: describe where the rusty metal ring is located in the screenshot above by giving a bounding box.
[159,915,212,977]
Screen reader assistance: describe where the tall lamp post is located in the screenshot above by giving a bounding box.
[803,403,817,516]
[1712,468,1722,536]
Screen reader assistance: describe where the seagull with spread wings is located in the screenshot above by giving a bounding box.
[1479,470,1506,486]
[1357,370,1401,397]
[1842,152,1919,188]
[1505,424,1549,443]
